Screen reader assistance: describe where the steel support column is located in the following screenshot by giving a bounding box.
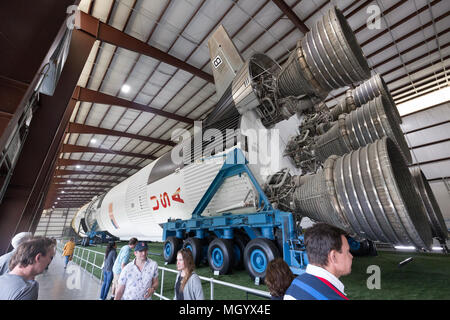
[0,28,95,254]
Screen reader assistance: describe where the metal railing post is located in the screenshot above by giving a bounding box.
[87,250,91,275]
[91,251,95,277]
[99,252,104,283]
[210,278,214,300]
[160,269,165,300]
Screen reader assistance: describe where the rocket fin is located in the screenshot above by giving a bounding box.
[208,25,244,99]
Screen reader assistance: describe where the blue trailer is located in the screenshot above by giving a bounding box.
[161,149,309,281]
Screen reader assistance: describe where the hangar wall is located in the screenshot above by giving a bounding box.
[401,101,450,229]
[34,208,77,238]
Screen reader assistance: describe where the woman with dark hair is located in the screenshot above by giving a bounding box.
[100,242,117,300]
[173,248,204,300]
[265,258,295,300]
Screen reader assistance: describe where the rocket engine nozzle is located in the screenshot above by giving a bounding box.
[275,7,370,102]
[279,138,433,250]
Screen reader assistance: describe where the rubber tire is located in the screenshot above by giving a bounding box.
[274,228,284,255]
[367,240,378,256]
[349,239,370,256]
[207,238,234,275]
[244,238,280,282]
[233,233,249,270]
[201,234,217,266]
[163,236,182,264]
[183,237,203,266]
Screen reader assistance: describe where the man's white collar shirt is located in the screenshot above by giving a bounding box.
[305,264,346,295]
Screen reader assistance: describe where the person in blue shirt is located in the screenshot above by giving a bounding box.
[284,223,353,300]
[110,238,137,300]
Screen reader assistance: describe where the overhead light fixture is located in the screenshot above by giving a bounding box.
[396,85,450,117]
[394,246,416,250]
[396,246,444,251]
[57,197,60,200]
[67,180,72,184]
[121,84,131,93]
[90,138,97,144]
[76,165,81,169]
[61,191,65,194]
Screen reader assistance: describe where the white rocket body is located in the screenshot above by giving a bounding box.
[72,112,301,241]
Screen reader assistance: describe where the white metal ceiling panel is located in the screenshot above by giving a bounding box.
[401,102,450,130]
[151,118,178,138]
[104,48,140,96]
[429,181,450,224]
[114,108,141,130]
[306,0,334,26]
[77,41,100,87]
[125,0,170,41]
[108,0,135,31]
[87,43,116,91]
[128,140,151,154]
[74,102,92,124]
[84,103,111,127]
[414,161,450,180]
[390,57,450,95]
[405,123,450,147]
[92,0,114,23]
[410,141,450,164]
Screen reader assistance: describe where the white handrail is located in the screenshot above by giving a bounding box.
[157,266,271,299]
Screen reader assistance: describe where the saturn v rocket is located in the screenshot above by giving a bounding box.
[71,7,447,250]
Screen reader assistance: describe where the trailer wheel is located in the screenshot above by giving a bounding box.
[163,237,182,264]
[183,237,203,266]
[207,238,234,275]
[244,238,280,282]
[233,233,249,270]
[348,238,372,256]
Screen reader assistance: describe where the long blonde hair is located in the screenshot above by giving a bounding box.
[178,248,195,291]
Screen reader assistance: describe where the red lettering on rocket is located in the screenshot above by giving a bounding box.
[150,187,184,211]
